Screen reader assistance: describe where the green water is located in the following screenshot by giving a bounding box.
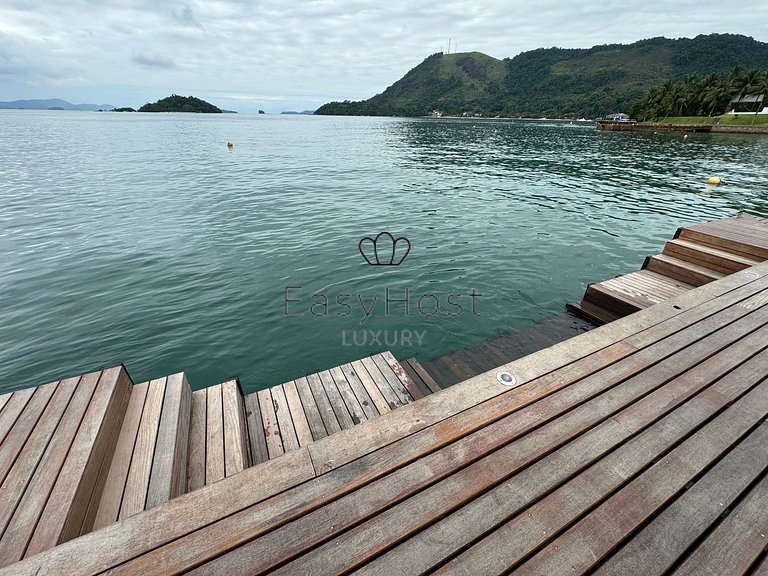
[1,111,767,393]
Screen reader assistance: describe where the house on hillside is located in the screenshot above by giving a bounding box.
[729,94,766,114]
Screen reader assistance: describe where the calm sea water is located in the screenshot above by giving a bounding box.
[1,111,767,394]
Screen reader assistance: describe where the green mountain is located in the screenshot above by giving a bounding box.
[138,94,222,113]
[315,34,768,118]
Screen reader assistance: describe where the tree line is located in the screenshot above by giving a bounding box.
[630,66,768,120]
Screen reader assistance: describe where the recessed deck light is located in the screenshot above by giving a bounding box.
[496,371,517,386]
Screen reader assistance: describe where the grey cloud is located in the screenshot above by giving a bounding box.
[132,53,177,69]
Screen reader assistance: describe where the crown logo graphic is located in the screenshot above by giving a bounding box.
[358,232,411,266]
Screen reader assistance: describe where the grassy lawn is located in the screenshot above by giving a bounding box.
[652,114,768,126]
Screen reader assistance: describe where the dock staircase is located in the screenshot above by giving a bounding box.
[568,213,768,325]
[0,351,441,567]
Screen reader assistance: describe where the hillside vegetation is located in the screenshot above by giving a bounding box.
[139,94,222,113]
[315,34,768,118]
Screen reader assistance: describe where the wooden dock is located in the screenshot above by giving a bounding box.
[2,215,768,575]
[0,351,439,566]
[569,213,768,325]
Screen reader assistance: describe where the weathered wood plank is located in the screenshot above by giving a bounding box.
[305,372,341,436]
[26,366,130,553]
[329,366,368,425]
[318,370,355,429]
[243,392,269,466]
[0,392,12,418]
[513,382,768,576]
[119,377,166,520]
[381,351,425,400]
[405,357,442,392]
[0,372,101,567]
[186,389,207,492]
[0,383,58,486]
[205,385,226,484]
[398,360,431,399]
[348,361,391,415]
[359,356,404,408]
[222,379,249,474]
[594,423,768,575]
[292,377,327,442]
[146,373,190,509]
[0,388,37,448]
[645,253,724,287]
[670,457,768,576]
[257,388,284,459]
[93,380,149,529]
[270,384,299,453]
[339,365,379,420]
[282,380,314,447]
[0,377,78,540]
[1,448,316,576]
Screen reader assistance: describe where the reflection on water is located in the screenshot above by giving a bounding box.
[1,111,767,392]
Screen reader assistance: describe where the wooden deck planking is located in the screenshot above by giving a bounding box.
[329,366,368,425]
[221,379,249,475]
[119,377,166,520]
[404,357,442,393]
[5,262,768,575]
[664,238,759,274]
[93,380,148,530]
[256,388,284,460]
[185,389,207,492]
[106,280,768,572]
[281,380,314,447]
[348,360,391,415]
[359,356,404,409]
[370,353,414,405]
[243,392,269,466]
[305,372,342,436]
[338,365,379,420]
[266,314,768,575]
[291,376,328,441]
[269,384,300,453]
[24,366,130,554]
[318,370,355,429]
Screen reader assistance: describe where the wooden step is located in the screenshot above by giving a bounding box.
[186,379,249,492]
[584,270,694,318]
[566,300,621,326]
[663,238,760,275]
[92,373,191,530]
[0,366,131,567]
[643,253,725,287]
[240,352,426,464]
[676,214,768,261]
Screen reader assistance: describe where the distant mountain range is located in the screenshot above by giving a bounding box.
[0,99,115,111]
[315,33,768,118]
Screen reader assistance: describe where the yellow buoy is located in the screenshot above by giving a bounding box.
[707,176,722,186]
[227,140,234,149]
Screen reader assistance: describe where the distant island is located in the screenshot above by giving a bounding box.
[315,34,768,119]
[138,94,223,113]
[0,98,115,111]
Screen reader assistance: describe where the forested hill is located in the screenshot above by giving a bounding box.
[138,95,222,113]
[315,34,768,118]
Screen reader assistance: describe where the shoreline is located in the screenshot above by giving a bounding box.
[597,120,768,134]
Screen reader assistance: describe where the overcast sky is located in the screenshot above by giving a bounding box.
[1,1,767,113]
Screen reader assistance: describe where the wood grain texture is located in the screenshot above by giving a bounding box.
[329,366,368,425]
[186,389,207,492]
[282,380,314,447]
[94,380,149,529]
[348,360,391,415]
[318,370,355,429]
[146,373,190,509]
[382,351,425,400]
[221,379,248,475]
[0,373,101,567]
[243,392,269,465]
[269,384,299,453]
[205,385,226,484]
[359,356,403,409]
[293,377,328,441]
[25,366,130,554]
[119,376,166,520]
[306,372,342,435]
[257,388,284,460]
